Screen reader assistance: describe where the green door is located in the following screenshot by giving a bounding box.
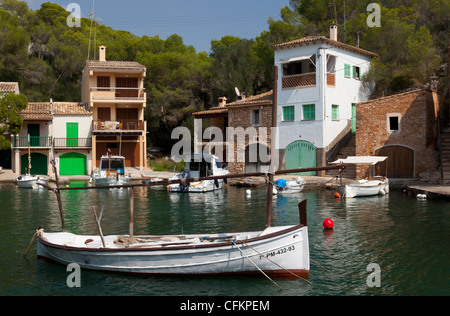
[21,153,48,175]
[285,141,317,175]
[67,123,79,147]
[352,103,357,133]
[28,124,40,147]
[60,153,87,175]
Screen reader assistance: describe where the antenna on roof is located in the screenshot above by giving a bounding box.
[235,87,241,97]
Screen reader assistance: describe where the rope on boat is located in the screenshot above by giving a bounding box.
[232,241,284,291]
[242,241,312,284]
[23,227,43,258]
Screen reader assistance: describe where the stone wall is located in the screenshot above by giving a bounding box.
[355,89,440,178]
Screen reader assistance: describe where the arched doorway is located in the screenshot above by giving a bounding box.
[285,141,317,175]
[60,153,87,175]
[21,153,48,175]
[376,145,414,178]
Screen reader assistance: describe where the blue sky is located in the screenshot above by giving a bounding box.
[25,0,291,53]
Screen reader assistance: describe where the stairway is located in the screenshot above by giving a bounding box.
[441,131,450,185]
[327,133,357,179]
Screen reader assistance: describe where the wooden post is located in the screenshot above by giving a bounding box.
[266,65,278,228]
[129,187,134,241]
[51,160,66,232]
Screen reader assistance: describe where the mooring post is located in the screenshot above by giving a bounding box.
[129,187,134,240]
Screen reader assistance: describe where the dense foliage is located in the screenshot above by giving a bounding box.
[0,0,449,150]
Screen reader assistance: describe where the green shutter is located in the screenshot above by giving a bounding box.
[283,106,295,121]
[344,64,351,78]
[303,104,315,120]
[352,103,357,133]
[332,105,339,120]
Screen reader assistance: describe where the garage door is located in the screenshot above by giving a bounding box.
[21,153,48,175]
[285,141,317,176]
[376,146,414,178]
[60,153,87,175]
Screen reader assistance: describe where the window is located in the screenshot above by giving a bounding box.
[282,55,316,76]
[252,109,260,125]
[303,104,315,120]
[389,117,399,131]
[344,64,351,78]
[283,106,295,121]
[332,105,339,120]
[353,66,361,79]
[327,55,336,73]
[387,114,401,133]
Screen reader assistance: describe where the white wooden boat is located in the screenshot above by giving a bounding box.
[273,177,305,195]
[339,177,389,198]
[36,218,309,278]
[91,154,130,187]
[168,154,229,193]
[331,156,389,198]
[17,174,49,189]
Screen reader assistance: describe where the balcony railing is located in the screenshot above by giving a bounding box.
[54,138,92,148]
[90,87,146,101]
[92,120,144,132]
[14,136,52,148]
[282,73,316,89]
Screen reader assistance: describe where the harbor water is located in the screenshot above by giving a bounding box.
[0,182,449,296]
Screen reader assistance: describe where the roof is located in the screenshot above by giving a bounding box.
[85,60,146,72]
[193,90,273,117]
[226,90,273,108]
[358,89,423,106]
[273,36,379,59]
[20,102,91,120]
[0,82,20,94]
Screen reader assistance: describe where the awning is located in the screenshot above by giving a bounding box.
[330,156,388,165]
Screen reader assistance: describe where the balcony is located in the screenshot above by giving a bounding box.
[90,87,146,102]
[92,120,145,133]
[13,136,52,148]
[282,73,316,89]
[54,138,92,149]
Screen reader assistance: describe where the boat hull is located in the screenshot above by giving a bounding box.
[93,176,130,187]
[168,179,225,193]
[37,225,309,278]
[339,178,389,198]
[17,176,48,189]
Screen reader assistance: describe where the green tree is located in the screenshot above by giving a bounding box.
[0,93,28,149]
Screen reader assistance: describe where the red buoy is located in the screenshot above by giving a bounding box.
[323,218,334,230]
[334,192,341,199]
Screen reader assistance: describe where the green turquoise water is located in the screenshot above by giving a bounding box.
[0,182,449,296]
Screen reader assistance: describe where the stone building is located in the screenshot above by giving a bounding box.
[355,87,440,180]
[193,91,274,174]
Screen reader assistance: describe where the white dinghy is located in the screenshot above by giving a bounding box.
[331,156,389,198]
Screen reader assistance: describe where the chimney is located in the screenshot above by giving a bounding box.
[330,22,338,41]
[431,76,438,91]
[218,97,227,107]
[99,45,107,62]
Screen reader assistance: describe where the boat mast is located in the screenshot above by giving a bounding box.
[265,66,278,228]
[27,134,31,175]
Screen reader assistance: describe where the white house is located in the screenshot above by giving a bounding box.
[273,24,378,174]
[12,102,92,176]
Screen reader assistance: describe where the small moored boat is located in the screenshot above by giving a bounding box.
[168,154,229,193]
[91,154,130,187]
[331,156,389,198]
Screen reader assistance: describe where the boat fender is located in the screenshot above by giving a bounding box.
[214,179,219,188]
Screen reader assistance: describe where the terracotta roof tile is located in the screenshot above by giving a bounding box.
[0,82,20,94]
[85,60,146,71]
[20,102,92,120]
[273,36,378,58]
[226,90,273,107]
